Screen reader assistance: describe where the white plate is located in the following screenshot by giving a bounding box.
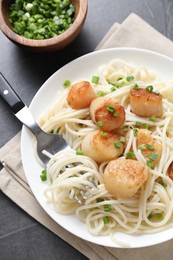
[21,48,173,248]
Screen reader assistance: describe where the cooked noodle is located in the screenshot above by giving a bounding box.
[39,59,173,240]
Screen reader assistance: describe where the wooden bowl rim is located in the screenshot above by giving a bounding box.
[0,0,88,48]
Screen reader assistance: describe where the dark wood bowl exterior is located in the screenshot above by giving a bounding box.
[0,0,88,52]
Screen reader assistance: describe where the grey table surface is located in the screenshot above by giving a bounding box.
[0,0,173,259]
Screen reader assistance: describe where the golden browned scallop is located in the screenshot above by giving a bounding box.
[90,97,125,131]
[104,158,149,199]
[136,129,162,166]
[130,88,162,117]
[168,162,173,180]
[67,81,97,109]
[81,130,124,163]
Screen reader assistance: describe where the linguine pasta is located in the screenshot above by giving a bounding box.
[39,59,173,241]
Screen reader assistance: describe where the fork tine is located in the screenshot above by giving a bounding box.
[73,194,83,205]
[88,176,98,189]
[84,185,93,195]
[79,190,87,200]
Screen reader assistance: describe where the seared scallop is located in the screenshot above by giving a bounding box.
[104,158,149,199]
[136,129,162,166]
[90,96,125,131]
[67,81,96,109]
[130,88,162,117]
[81,130,124,163]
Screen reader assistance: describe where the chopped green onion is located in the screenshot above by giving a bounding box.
[126,151,135,159]
[76,150,84,155]
[148,152,158,161]
[150,115,156,122]
[40,169,47,182]
[131,83,139,90]
[120,136,126,143]
[9,0,75,40]
[116,83,123,88]
[100,132,107,138]
[107,80,116,86]
[114,142,121,149]
[63,80,71,87]
[146,85,154,92]
[104,205,112,212]
[103,216,110,224]
[146,159,154,168]
[110,86,116,92]
[143,123,149,129]
[158,179,166,188]
[155,213,163,220]
[135,121,142,126]
[126,76,134,82]
[113,111,118,117]
[97,90,105,97]
[133,128,138,137]
[148,213,163,221]
[139,144,146,151]
[97,198,104,202]
[92,75,99,84]
[146,144,154,150]
[97,121,103,127]
[154,90,160,95]
[107,105,115,113]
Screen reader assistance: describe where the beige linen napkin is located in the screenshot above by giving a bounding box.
[1,13,173,260]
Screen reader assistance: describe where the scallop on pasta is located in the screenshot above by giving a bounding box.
[38,59,173,244]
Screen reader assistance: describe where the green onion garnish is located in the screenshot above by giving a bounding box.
[92,75,99,84]
[104,205,112,212]
[113,111,118,117]
[110,86,116,92]
[107,105,115,113]
[40,169,47,182]
[100,132,107,138]
[139,144,146,151]
[76,150,84,155]
[154,90,160,95]
[97,121,103,127]
[148,152,158,161]
[159,179,166,188]
[133,128,138,137]
[63,80,71,88]
[126,76,134,82]
[146,159,154,168]
[131,83,139,90]
[97,198,104,202]
[103,216,110,224]
[126,151,135,159]
[97,90,105,97]
[146,85,154,92]
[148,213,163,221]
[120,136,126,143]
[135,121,142,126]
[150,115,156,122]
[114,142,121,149]
[143,123,149,129]
[146,144,154,150]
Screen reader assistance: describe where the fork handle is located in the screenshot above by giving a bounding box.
[0,72,25,113]
[0,72,43,137]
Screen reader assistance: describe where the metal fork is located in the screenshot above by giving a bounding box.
[0,73,97,203]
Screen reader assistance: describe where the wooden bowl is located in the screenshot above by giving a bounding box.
[0,0,88,52]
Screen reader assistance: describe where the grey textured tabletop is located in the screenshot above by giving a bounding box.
[0,0,173,259]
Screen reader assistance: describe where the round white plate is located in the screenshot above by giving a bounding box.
[21,48,173,248]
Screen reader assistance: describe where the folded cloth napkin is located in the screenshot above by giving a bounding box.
[1,13,173,260]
